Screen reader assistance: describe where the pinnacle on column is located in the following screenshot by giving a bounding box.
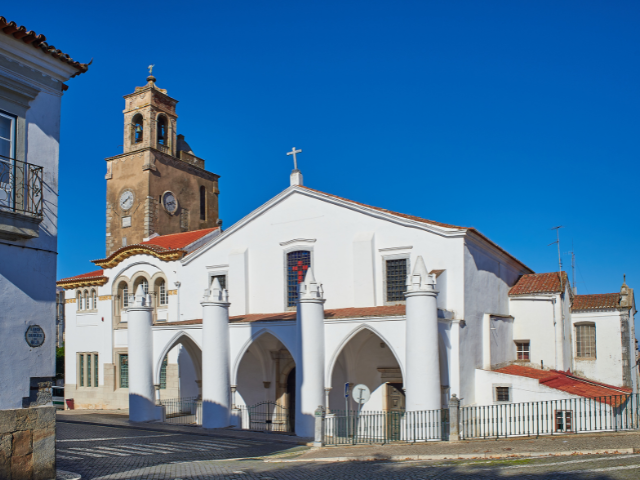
[299,268,324,300]
[406,256,436,292]
[133,284,149,307]
[203,277,229,303]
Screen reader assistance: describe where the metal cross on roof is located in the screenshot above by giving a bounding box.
[287,147,302,171]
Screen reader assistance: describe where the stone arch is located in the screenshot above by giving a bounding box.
[154,330,202,386]
[326,323,405,388]
[232,328,295,385]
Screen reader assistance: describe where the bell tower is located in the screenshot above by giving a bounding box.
[105,73,221,255]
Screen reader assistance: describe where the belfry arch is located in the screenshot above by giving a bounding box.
[328,325,405,413]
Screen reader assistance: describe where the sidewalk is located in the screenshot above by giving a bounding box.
[57,410,312,446]
[271,430,640,463]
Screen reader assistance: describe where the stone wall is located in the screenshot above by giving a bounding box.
[0,406,55,480]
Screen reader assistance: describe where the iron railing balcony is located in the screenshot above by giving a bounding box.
[0,154,43,217]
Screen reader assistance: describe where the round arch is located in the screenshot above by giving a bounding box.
[326,323,405,389]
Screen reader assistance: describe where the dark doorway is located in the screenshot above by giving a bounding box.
[286,367,296,432]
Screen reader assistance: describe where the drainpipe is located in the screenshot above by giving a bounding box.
[174,281,181,321]
[552,297,558,370]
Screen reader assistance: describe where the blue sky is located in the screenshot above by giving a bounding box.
[5,1,639,302]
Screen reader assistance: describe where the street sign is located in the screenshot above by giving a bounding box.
[344,382,349,398]
[352,384,370,405]
[25,325,45,348]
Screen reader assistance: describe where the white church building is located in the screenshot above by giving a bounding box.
[59,80,637,439]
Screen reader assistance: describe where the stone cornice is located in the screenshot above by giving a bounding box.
[92,245,185,269]
[57,276,108,290]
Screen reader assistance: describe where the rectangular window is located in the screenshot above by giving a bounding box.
[122,287,129,308]
[576,324,596,358]
[160,356,168,390]
[211,274,226,291]
[496,386,510,402]
[516,341,530,360]
[87,354,91,387]
[94,354,99,387]
[0,111,15,158]
[287,250,311,307]
[79,354,84,387]
[555,410,573,432]
[386,259,407,302]
[120,354,129,388]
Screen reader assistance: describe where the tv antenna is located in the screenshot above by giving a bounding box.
[548,226,564,292]
[566,242,576,295]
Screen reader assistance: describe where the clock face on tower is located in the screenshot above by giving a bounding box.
[119,190,134,210]
[162,191,178,214]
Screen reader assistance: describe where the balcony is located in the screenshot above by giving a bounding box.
[0,154,43,240]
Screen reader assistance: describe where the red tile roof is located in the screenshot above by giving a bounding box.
[509,272,569,296]
[572,293,622,311]
[141,228,219,250]
[157,305,406,326]
[495,365,631,405]
[0,16,89,76]
[58,270,104,282]
[300,187,532,272]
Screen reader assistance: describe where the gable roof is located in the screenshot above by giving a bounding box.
[509,272,569,296]
[0,16,90,77]
[495,365,631,405]
[57,269,107,289]
[93,227,219,269]
[572,293,623,311]
[185,185,532,272]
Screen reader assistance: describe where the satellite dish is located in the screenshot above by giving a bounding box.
[352,384,371,405]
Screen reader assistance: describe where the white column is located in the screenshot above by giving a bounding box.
[296,268,325,438]
[405,256,441,411]
[201,278,231,429]
[128,285,156,422]
[450,319,462,398]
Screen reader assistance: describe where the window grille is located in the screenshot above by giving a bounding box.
[94,354,99,387]
[576,324,596,358]
[516,341,530,360]
[87,354,91,386]
[79,354,84,387]
[120,354,129,388]
[158,281,168,306]
[122,286,129,308]
[211,275,226,291]
[496,386,510,402]
[287,250,311,307]
[160,356,168,389]
[386,259,407,302]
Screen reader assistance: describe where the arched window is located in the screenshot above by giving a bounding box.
[157,115,167,145]
[84,290,89,311]
[199,186,206,221]
[77,291,83,310]
[158,280,167,306]
[286,250,311,307]
[118,282,129,309]
[91,290,97,310]
[132,114,144,144]
[133,277,149,298]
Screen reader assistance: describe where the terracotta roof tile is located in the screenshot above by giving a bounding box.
[155,305,406,326]
[509,272,569,296]
[0,16,90,76]
[141,228,219,250]
[495,365,631,405]
[58,269,104,282]
[572,293,622,311]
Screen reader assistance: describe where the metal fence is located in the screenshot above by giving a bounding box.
[160,396,201,425]
[460,394,640,440]
[324,409,447,445]
[0,154,43,217]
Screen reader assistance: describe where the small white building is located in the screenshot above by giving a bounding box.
[0,16,88,410]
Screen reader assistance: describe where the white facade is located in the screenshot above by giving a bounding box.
[61,183,637,435]
[0,28,86,409]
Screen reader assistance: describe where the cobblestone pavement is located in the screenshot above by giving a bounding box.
[58,416,640,479]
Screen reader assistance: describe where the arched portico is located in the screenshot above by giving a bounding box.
[328,325,405,413]
[154,330,202,399]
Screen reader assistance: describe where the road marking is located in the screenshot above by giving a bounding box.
[56,454,83,461]
[499,453,640,470]
[90,446,131,456]
[65,448,108,457]
[564,463,640,474]
[57,434,178,442]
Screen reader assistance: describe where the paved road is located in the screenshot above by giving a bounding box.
[57,420,640,479]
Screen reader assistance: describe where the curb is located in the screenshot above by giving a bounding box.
[57,419,310,446]
[264,448,640,463]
